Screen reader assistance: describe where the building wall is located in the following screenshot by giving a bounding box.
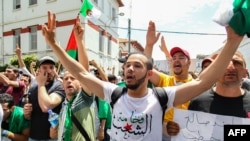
[1,0,121,75]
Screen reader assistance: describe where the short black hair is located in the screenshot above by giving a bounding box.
[108,74,117,82]
[0,93,14,109]
[127,52,153,70]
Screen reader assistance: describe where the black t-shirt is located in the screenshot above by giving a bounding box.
[28,79,65,139]
[189,88,250,118]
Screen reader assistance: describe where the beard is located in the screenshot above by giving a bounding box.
[126,72,147,90]
[174,70,183,75]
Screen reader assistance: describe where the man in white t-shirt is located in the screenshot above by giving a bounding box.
[41,11,243,141]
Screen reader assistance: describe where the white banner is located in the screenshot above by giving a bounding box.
[172,108,250,141]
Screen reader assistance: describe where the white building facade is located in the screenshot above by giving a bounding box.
[0,0,124,75]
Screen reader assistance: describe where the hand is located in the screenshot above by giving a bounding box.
[159,36,171,59]
[30,61,36,68]
[42,11,57,47]
[89,60,98,67]
[146,21,160,47]
[35,69,48,86]
[226,26,243,43]
[97,128,105,140]
[15,44,21,56]
[50,126,58,139]
[166,121,180,136]
[73,16,84,42]
[23,103,33,120]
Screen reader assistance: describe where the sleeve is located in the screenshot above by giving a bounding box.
[158,73,172,87]
[164,86,177,110]
[103,82,119,103]
[49,81,65,100]
[19,67,35,83]
[98,99,109,119]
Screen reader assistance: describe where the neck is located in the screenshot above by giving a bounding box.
[174,73,190,80]
[213,84,244,97]
[127,83,148,98]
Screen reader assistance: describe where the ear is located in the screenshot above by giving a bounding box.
[148,70,153,77]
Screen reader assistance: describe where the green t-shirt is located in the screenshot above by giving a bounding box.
[9,106,30,133]
[98,99,112,129]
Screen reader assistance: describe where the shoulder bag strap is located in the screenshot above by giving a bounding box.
[71,113,91,141]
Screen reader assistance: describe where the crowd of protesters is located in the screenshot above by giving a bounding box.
[0,10,249,141]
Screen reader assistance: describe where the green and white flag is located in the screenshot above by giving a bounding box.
[79,0,101,20]
[213,0,250,36]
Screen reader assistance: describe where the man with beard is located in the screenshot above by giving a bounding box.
[143,22,193,140]
[42,11,243,140]
[23,56,65,141]
[166,51,250,137]
[49,71,96,141]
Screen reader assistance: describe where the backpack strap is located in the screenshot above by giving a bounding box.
[152,87,168,122]
[110,87,127,109]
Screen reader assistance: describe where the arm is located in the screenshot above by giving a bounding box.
[42,11,105,99]
[173,26,243,106]
[97,119,106,140]
[74,16,89,72]
[2,128,29,141]
[36,68,63,112]
[73,17,94,95]
[15,44,26,68]
[0,73,21,87]
[144,21,165,86]
[159,36,173,75]
[15,44,36,80]
[29,61,36,76]
[90,59,108,81]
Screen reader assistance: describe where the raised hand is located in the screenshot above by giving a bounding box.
[73,16,84,41]
[146,21,161,48]
[15,44,21,55]
[159,36,171,59]
[42,11,57,47]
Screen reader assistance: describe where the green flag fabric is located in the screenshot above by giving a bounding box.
[79,0,101,20]
[66,30,77,60]
[80,0,93,17]
[213,0,250,36]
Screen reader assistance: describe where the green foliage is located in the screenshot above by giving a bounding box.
[0,64,8,72]
[10,54,38,71]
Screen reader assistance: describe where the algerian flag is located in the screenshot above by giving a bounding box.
[65,30,78,60]
[79,0,101,19]
[213,0,250,36]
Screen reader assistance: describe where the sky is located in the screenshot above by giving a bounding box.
[118,0,228,60]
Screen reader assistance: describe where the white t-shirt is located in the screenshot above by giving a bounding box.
[103,82,176,141]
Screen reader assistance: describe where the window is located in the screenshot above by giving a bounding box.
[29,0,37,5]
[13,0,21,9]
[30,26,37,50]
[13,29,21,50]
[112,8,117,23]
[107,36,111,55]
[99,30,104,52]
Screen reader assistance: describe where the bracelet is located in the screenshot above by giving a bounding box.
[2,130,11,138]
[99,126,105,130]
